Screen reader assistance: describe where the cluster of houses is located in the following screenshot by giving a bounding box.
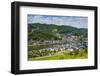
[29,34,88,57]
[36,43,86,53]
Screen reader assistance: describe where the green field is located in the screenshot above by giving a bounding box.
[28,49,88,61]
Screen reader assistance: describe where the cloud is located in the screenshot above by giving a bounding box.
[28,15,88,28]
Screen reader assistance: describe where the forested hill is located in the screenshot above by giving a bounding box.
[28,23,87,40]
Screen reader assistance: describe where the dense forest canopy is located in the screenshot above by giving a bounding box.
[28,23,87,41]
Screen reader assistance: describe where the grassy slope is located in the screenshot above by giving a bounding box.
[28,51,88,61]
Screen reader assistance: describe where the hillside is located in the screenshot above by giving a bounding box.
[28,23,87,40]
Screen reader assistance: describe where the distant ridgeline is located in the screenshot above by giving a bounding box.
[28,23,87,41]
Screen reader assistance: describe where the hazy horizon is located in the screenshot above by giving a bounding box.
[28,15,88,28]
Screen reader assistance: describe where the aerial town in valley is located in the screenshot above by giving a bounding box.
[28,36,87,56]
[28,23,88,60]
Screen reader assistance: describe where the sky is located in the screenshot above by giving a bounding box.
[28,15,88,28]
